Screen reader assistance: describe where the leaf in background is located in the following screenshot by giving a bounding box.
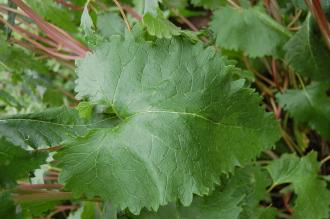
[0,107,87,149]
[42,88,64,107]
[0,138,46,188]
[97,13,125,38]
[162,0,188,9]
[57,32,280,214]
[0,90,22,109]
[277,82,330,141]
[191,0,226,9]
[25,0,77,33]
[143,0,160,15]
[284,14,330,81]
[142,9,181,39]
[210,6,291,58]
[266,152,330,219]
[0,192,22,219]
[135,165,275,219]
[0,36,47,73]
[80,2,94,35]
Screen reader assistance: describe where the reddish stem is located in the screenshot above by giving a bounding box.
[305,0,330,50]
[18,184,63,190]
[11,0,89,57]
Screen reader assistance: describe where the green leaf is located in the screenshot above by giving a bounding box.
[162,0,188,9]
[0,107,87,149]
[277,82,330,141]
[142,10,181,38]
[0,36,47,73]
[25,0,77,32]
[191,0,226,9]
[135,165,275,219]
[81,3,94,35]
[0,90,22,109]
[266,152,330,219]
[135,190,242,219]
[77,101,93,120]
[0,192,22,219]
[0,138,46,187]
[43,88,64,107]
[57,33,280,213]
[284,14,330,81]
[210,6,291,58]
[97,13,126,38]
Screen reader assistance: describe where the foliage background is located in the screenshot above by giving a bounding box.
[0,0,329,218]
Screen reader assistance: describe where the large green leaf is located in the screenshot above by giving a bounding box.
[266,152,330,219]
[0,107,87,149]
[0,138,46,188]
[277,82,330,141]
[284,14,330,81]
[56,32,280,213]
[136,166,275,219]
[210,6,291,58]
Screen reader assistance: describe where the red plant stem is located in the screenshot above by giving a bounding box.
[122,4,142,20]
[18,184,63,190]
[13,192,72,203]
[0,17,80,60]
[0,3,25,16]
[305,0,330,50]
[11,0,89,57]
[43,176,58,181]
[283,193,293,214]
[271,58,282,90]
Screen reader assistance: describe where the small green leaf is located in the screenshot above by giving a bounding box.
[77,101,93,120]
[81,3,94,35]
[266,152,330,219]
[142,10,181,38]
[210,6,291,57]
[284,14,330,81]
[277,82,330,141]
